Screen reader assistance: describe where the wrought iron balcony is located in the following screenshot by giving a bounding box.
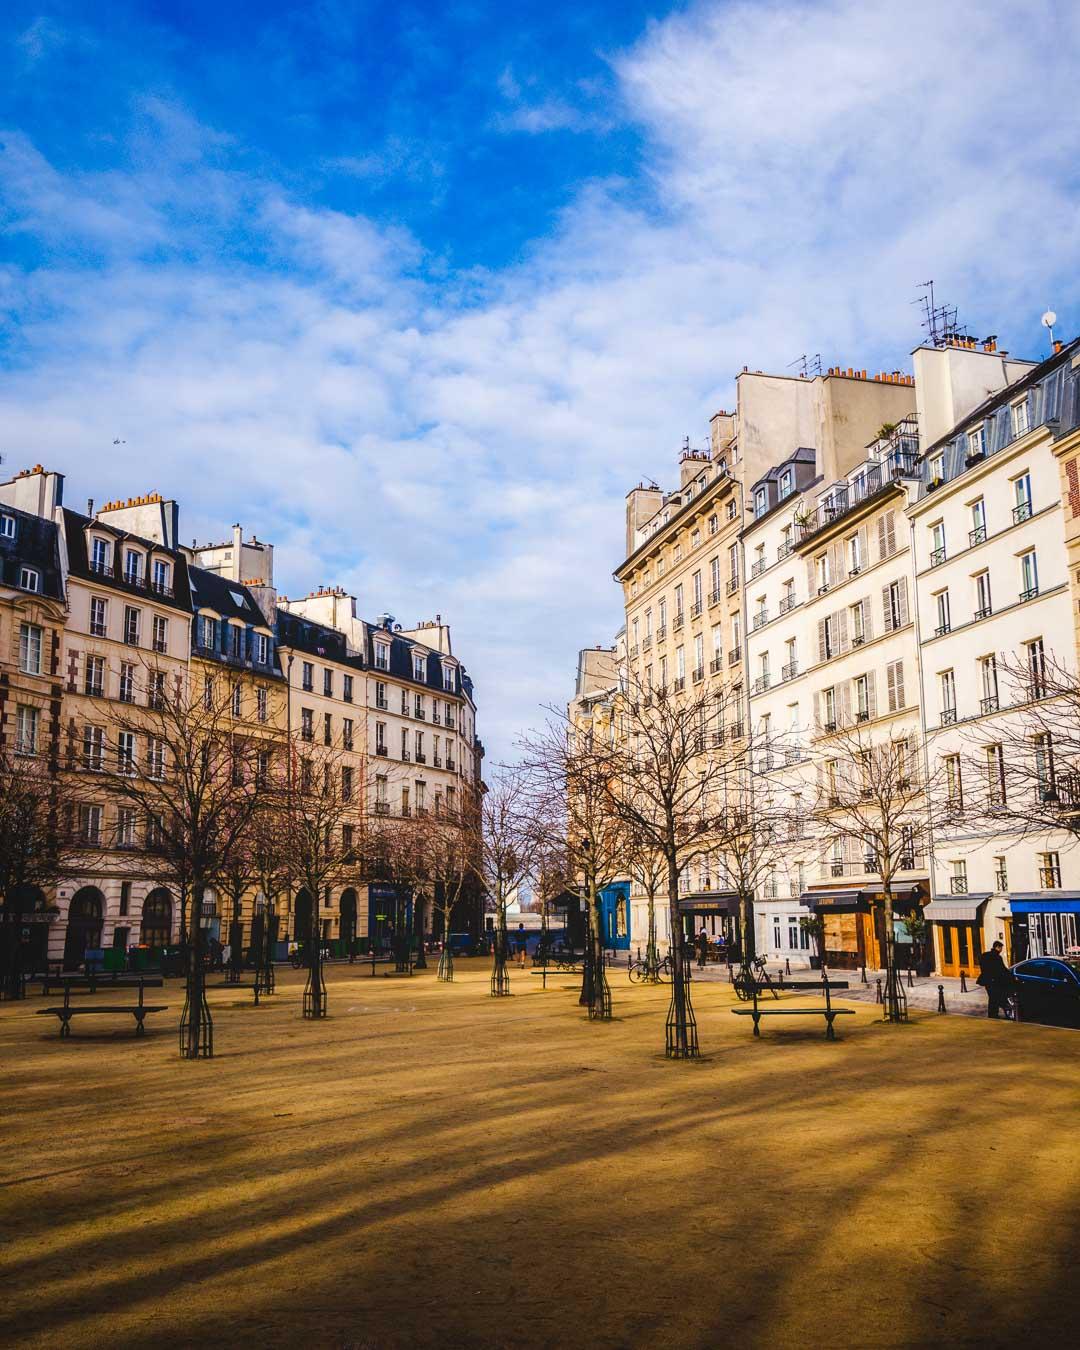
[781,661,798,681]
[779,594,796,614]
[940,708,957,725]
[950,877,969,895]
[930,547,946,567]
[980,695,998,715]
[974,605,993,621]
[709,588,722,606]
[726,577,739,594]
[709,656,722,674]
[1013,501,1033,524]
[969,525,987,546]
[1020,585,1039,602]
[728,646,742,665]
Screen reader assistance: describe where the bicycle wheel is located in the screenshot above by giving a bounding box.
[627,961,643,984]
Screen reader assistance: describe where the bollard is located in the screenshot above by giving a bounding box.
[875,977,883,1004]
[907,965,914,989]
[860,965,868,985]
[960,971,968,994]
[785,957,791,975]
[937,984,946,1013]
[727,961,734,984]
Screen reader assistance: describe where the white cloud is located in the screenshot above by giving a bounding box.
[2,0,1080,759]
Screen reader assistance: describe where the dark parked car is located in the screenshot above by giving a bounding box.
[1011,957,1080,1028]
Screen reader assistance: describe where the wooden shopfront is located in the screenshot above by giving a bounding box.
[923,897,990,978]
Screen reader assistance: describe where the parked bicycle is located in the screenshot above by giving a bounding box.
[627,951,673,983]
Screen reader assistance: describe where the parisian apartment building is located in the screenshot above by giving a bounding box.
[0,467,482,968]
[574,327,1080,978]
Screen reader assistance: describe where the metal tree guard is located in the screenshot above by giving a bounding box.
[490,923,510,997]
[437,938,454,982]
[179,894,215,1058]
[589,942,612,1020]
[880,896,909,1024]
[665,937,699,1059]
[642,906,662,983]
[227,917,243,984]
[303,903,327,1019]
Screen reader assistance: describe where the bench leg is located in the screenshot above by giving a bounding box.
[825,1013,836,1041]
[751,1012,761,1037]
[134,1013,146,1037]
[59,1014,71,1039]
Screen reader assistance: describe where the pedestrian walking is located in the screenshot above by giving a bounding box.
[696,927,709,970]
[516,923,528,967]
[976,940,1015,1019]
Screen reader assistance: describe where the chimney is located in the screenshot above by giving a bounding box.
[1053,339,1064,355]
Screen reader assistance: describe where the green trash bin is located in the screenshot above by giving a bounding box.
[103,946,126,973]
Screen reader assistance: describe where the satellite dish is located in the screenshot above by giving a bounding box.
[1041,309,1057,330]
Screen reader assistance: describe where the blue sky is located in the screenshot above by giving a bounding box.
[2,0,1080,758]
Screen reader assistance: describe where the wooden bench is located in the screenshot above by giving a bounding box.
[36,979,168,1039]
[207,981,262,1006]
[731,976,854,1041]
[529,965,584,990]
[33,971,156,997]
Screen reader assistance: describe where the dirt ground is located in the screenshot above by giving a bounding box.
[1,960,1078,1350]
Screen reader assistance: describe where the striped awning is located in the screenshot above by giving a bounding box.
[923,896,990,922]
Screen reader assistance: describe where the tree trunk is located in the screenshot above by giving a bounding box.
[413,892,427,969]
[665,860,698,1058]
[588,887,611,1020]
[880,882,907,1023]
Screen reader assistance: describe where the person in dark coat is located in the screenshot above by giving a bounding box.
[977,941,1014,1019]
[696,927,710,969]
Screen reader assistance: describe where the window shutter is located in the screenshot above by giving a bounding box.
[837,608,849,653]
[830,539,844,583]
[807,556,818,595]
[877,513,887,561]
[898,577,910,627]
[818,619,827,663]
[839,683,852,728]
[884,511,896,557]
[886,662,897,712]
[882,585,894,633]
[862,597,873,641]
[894,661,906,710]
[857,525,869,566]
[867,670,878,720]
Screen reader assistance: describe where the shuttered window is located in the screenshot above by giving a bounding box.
[886,660,905,712]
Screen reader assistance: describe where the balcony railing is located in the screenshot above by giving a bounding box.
[728,646,742,665]
[752,610,768,631]
[796,439,920,543]
[752,675,770,694]
[691,601,702,619]
[934,623,950,637]
[415,751,427,764]
[969,525,987,546]
[726,577,739,594]
[779,595,796,614]
[975,605,993,621]
[1040,867,1061,889]
[692,666,704,683]
[781,661,798,681]
[673,677,685,692]
[930,547,946,567]
[709,588,722,606]
[940,708,957,725]
[1020,585,1039,602]
[709,656,722,674]
[777,542,793,562]
[656,626,667,641]
[980,695,998,715]
[994,869,1008,890]
[750,557,767,578]
[629,645,639,659]
[729,721,744,739]
[950,876,969,895]
[1013,501,1033,524]
[642,636,652,651]
[446,758,455,771]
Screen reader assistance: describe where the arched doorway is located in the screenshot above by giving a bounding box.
[340,888,357,951]
[141,889,173,948]
[295,889,313,945]
[63,887,104,969]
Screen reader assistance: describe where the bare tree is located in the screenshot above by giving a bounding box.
[422,793,482,981]
[621,821,667,981]
[521,717,626,1020]
[278,738,367,1017]
[474,765,536,997]
[0,751,84,999]
[808,722,932,1022]
[605,671,741,1059]
[530,833,572,959]
[90,663,266,1057]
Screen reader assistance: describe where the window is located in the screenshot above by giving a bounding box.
[986,744,1006,807]
[658,597,667,632]
[376,721,387,753]
[256,687,268,723]
[413,653,426,681]
[1027,638,1047,699]
[708,512,719,535]
[692,570,702,610]
[884,579,906,631]
[232,683,242,718]
[152,615,168,654]
[1039,851,1062,889]
[779,468,794,500]
[117,730,136,775]
[324,668,334,697]
[301,661,314,691]
[928,451,944,483]
[970,498,987,545]
[939,670,956,723]
[343,717,354,751]
[822,615,835,661]
[200,615,215,650]
[80,804,102,845]
[929,521,946,566]
[1035,732,1056,801]
[123,606,140,646]
[967,426,986,460]
[1011,398,1030,438]
[854,675,870,721]
[673,584,684,623]
[301,708,314,742]
[401,688,409,715]
[979,655,999,713]
[1020,550,1038,600]
[401,727,410,760]
[0,513,15,539]
[886,660,905,713]
[84,655,105,698]
[18,623,43,675]
[152,558,170,594]
[934,590,951,636]
[944,755,963,810]
[90,536,110,572]
[300,759,313,793]
[83,725,105,771]
[19,567,40,592]
[993,856,1008,891]
[255,633,270,665]
[693,634,704,680]
[690,528,700,550]
[816,553,830,593]
[374,642,390,671]
[416,781,427,813]
[342,673,353,703]
[728,543,739,585]
[124,549,142,584]
[726,498,738,521]
[754,486,768,518]
[342,766,354,801]
[822,687,837,730]
[848,533,862,575]
[90,597,108,637]
[323,712,332,746]
[117,808,137,848]
[148,671,165,710]
[401,785,411,817]
[974,570,992,619]
[1013,472,1032,523]
[850,599,866,645]
[15,705,38,756]
[672,542,682,564]
[119,662,135,704]
[951,860,968,894]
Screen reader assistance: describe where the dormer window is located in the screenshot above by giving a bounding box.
[1011,398,1030,438]
[967,427,986,460]
[413,653,426,682]
[754,486,768,518]
[374,642,390,671]
[0,514,15,540]
[200,615,215,649]
[255,633,270,665]
[90,537,110,573]
[928,452,944,483]
[19,566,40,593]
[442,664,456,692]
[779,469,794,500]
[124,549,142,584]
[152,559,171,594]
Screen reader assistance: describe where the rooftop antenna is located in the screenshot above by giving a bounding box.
[1041,307,1057,350]
[787,353,822,378]
[915,280,962,348]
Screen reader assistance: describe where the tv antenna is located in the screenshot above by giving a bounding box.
[915,280,964,347]
[1041,307,1057,349]
[788,353,822,378]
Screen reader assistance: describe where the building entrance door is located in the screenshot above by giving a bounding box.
[937,921,981,978]
[63,888,104,969]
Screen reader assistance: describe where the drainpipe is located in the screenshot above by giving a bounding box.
[907,506,941,968]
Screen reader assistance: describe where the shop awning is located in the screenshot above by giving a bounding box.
[860,884,925,905]
[923,896,991,922]
[678,891,739,916]
[803,889,866,914]
[1009,894,1080,914]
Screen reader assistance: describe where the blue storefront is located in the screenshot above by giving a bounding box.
[599,881,631,951]
[1008,895,1080,960]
